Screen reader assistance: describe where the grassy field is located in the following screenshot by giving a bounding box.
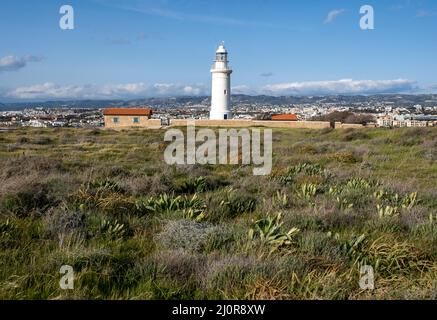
[0,126,436,299]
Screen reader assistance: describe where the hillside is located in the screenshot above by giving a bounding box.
[2,94,437,111]
[0,127,436,299]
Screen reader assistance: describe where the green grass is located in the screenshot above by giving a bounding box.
[0,127,436,300]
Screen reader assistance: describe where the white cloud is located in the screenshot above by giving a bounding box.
[108,37,132,45]
[262,79,416,95]
[416,9,437,17]
[4,82,208,100]
[2,79,418,100]
[324,9,346,24]
[260,72,274,78]
[0,55,44,72]
[96,0,280,28]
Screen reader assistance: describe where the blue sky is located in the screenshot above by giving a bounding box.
[0,0,436,101]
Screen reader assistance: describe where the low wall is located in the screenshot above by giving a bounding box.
[336,123,366,129]
[103,118,367,130]
[169,119,331,129]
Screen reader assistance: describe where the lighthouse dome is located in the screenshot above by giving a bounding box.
[216,42,227,54]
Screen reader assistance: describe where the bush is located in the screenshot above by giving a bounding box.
[342,130,370,141]
[155,219,220,252]
[330,152,359,164]
[43,205,86,238]
[0,183,56,217]
[274,163,331,186]
[206,188,257,221]
[32,137,54,145]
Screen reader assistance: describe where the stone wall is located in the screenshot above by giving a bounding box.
[169,119,332,129]
[336,123,366,129]
[103,117,367,130]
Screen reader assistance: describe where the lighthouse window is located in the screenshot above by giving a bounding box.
[224,90,227,95]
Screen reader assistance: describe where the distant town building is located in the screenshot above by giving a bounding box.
[271,114,298,121]
[377,114,437,128]
[103,108,153,128]
[28,119,48,128]
[210,42,232,120]
[377,115,394,127]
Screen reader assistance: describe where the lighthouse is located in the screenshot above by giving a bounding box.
[210,42,232,120]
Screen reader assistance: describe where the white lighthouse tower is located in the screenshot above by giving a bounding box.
[210,42,232,120]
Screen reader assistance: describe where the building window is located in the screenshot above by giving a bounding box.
[113,117,119,123]
[133,117,139,124]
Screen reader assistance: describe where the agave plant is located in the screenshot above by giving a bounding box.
[373,189,390,201]
[296,183,318,200]
[342,233,369,266]
[88,179,124,194]
[182,207,206,222]
[346,177,375,190]
[136,193,182,214]
[135,193,206,218]
[336,197,354,210]
[249,212,300,254]
[328,185,342,196]
[272,190,289,207]
[400,192,418,209]
[99,219,125,240]
[289,163,330,178]
[377,204,399,218]
[178,176,207,193]
[180,193,204,209]
[0,219,15,237]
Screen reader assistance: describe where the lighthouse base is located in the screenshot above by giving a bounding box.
[210,111,232,120]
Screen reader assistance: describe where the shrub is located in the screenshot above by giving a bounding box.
[73,179,134,215]
[43,205,86,238]
[205,187,257,222]
[155,219,219,252]
[174,176,208,194]
[275,163,331,186]
[331,233,432,276]
[0,183,56,217]
[0,219,17,238]
[173,175,227,194]
[330,152,359,164]
[32,137,54,145]
[342,130,370,141]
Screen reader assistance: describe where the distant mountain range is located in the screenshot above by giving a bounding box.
[1,94,437,111]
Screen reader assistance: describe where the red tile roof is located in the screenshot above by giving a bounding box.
[103,108,152,116]
[271,114,298,121]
